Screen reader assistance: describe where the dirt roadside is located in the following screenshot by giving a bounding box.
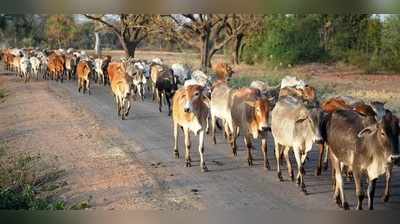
[0,73,203,210]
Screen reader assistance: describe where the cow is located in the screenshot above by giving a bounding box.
[227,88,271,168]
[30,56,41,80]
[76,60,92,95]
[149,63,165,101]
[325,109,398,210]
[47,53,65,82]
[65,54,78,80]
[250,80,280,109]
[108,62,131,120]
[317,97,388,176]
[123,57,146,101]
[172,84,210,172]
[20,56,31,83]
[213,63,234,81]
[210,81,235,146]
[271,96,323,194]
[172,63,192,85]
[280,75,307,89]
[155,68,178,116]
[279,86,318,106]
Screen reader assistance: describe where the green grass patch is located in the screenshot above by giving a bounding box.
[229,74,284,89]
[0,151,67,210]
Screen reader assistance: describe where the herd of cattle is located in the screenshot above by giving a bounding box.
[1,47,399,210]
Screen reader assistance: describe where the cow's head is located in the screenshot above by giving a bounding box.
[296,107,324,144]
[369,101,386,122]
[183,85,208,113]
[214,63,234,81]
[246,99,270,133]
[382,111,400,166]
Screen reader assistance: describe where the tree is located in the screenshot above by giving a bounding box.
[46,15,78,49]
[84,14,156,57]
[159,14,234,69]
[225,14,265,65]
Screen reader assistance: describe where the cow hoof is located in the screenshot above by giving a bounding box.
[201,166,209,172]
[248,160,253,166]
[185,161,191,167]
[277,172,283,182]
[301,188,308,195]
[382,195,390,203]
[174,151,180,159]
[343,202,350,210]
[315,168,321,176]
[264,163,271,170]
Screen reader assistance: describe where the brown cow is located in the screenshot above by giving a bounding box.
[279,86,317,106]
[229,88,271,167]
[76,60,92,95]
[47,53,65,82]
[213,63,234,81]
[172,85,210,172]
[108,62,131,120]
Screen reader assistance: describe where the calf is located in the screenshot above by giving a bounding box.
[271,96,323,194]
[76,60,92,95]
[155,68,178,116]
[229,88,271,168]
[172,85,209,172]
[325,110,398,210]
[108,62,131,120]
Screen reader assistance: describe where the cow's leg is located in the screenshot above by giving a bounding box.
[293,147,306,194]
[353,171,364,210]
[275,143,283,181]
[184,128,191,167]
[86,79,90,95]
[316,142,324,176]
[124,97,131,118]
[173,122,180,159]
[166,94,172,116]
[158,90,163,113]
[260,132,270,170]
[78,79,82,92]
[323,145,329,171]
[382,165,392,202]
[367,178,377,210]
[211,114,217,144]
[229,125,238,157]
[115,95,121,117]
[244,134,253,166]
[198,130,208,172]
[284,146,294,181]
[331,153,348,209]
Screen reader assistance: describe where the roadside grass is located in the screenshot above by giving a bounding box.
[0,142,70,210]
[229,73,284,89]
[0,88,8,102]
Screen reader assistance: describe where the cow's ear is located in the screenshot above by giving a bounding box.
[357,124,378,138]
[245,101,255,108]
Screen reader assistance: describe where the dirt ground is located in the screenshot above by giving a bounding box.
[0,73,203,210]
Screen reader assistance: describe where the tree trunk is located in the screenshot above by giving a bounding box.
[200,33,214,70]
[118,35,137,58]
[231,34,244,65]
[94,32,101,57]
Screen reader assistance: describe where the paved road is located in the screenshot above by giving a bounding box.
[37,77,400,210]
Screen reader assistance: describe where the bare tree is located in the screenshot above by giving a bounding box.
[159,14,234,69]
[84,14,156,57]
[226,14,265,65]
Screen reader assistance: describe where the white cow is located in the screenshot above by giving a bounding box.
[172,63,191,85]
[20,56,31,83]
[30,56,41,80]
[280,76,307,90]
[271,96,323,194]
